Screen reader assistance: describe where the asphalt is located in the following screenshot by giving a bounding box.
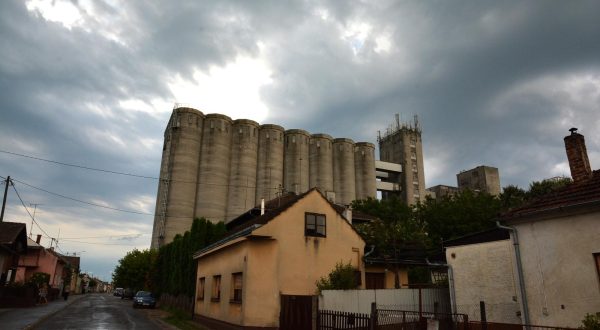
[0,293,87,330]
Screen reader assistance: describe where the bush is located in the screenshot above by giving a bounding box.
[316,261,358,293]
[581,313,600,330]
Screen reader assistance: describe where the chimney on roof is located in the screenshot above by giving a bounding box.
[36,234,42,244]
[564,128,592,183]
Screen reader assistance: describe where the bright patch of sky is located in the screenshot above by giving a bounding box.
[167,53,273,122]
[26,0,83,30]
[341,21,372,56]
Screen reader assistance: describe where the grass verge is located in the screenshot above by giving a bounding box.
[162,307,208,330]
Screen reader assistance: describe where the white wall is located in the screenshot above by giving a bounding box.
[514,211,600,327]
[446,240,522,324]
[319,288,450,314]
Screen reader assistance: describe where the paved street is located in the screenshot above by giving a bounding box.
[32,294,172,330]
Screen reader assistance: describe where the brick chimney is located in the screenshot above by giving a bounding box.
[564,128,592,183]
[36,234,42,244]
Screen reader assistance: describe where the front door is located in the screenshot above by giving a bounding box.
[280,294,314,330]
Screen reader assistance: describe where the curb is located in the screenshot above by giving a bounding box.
[22,294,87,330]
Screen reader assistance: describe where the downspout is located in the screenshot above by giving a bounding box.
[425,259,457,315]
[496,221,530,326]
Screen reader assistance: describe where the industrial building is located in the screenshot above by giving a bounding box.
[457,165,501,196]
[378,115,426,205]
[151,106,425,248]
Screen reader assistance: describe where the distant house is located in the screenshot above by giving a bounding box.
[0,222,28,285]
[15,235,67,290]
[193,188,366,329]
[497,129,600,327]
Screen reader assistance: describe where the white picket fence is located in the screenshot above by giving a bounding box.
[319,288,450,314]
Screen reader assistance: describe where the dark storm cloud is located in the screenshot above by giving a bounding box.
[1,0,599,279]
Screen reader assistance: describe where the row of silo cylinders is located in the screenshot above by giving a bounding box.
[155,108,376,229]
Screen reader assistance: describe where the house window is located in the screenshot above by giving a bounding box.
[197,277,205,300]
[211,275,221,302]
[231,272,243,303]
[305,213,326,237]
[594,253,600,286]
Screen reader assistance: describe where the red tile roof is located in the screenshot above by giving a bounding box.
[502,170,600,221]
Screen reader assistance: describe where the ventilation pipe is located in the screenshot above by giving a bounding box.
[36,234,42,244]
[260,198,265,216]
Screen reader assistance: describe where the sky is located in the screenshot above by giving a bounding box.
[1,0,599,281]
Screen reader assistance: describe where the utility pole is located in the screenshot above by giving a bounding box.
[29,203,43,237]
[0,176,11,223]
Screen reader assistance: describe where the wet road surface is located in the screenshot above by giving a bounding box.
[33,294,168,330]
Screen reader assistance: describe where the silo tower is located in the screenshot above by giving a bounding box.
[283,129,310,194]
[151,106,204,249]
[309,134,334,197]
[255,124,285,205]
[226,119,260,221]
[195,113,233,222]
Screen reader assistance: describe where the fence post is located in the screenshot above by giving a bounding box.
[370,302,377,330]
[480,301,487,330]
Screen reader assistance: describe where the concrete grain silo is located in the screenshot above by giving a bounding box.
[255,124,284,205]
[309,134,334,196]
[195,113,233,223]
[333,138,356,205]
[283,129,310,194]
[226,119,260,221]
[151,107,204,249]
[354,142,377,200]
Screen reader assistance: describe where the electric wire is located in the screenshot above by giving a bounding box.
[11,182,53,242]
[0,149,158,179]
[11,177,154,216]
[0,149,281,190]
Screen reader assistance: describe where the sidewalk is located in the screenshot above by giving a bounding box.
[0,294,87,329]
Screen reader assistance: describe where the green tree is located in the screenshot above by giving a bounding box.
[151,217,227,298]
[415,190,501,245]
[526,177,571,200]
[112,248,157,291]
[316,261,358,293]
[499,185,527,210]
[353,196,428,287]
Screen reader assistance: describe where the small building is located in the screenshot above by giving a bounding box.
[457,165,501,196]
[445,228,522,323]
[427,185,460,200]
[15,235,67,290]
[499,129,600,327]
[193,188,366,329]
[0,222,28,285]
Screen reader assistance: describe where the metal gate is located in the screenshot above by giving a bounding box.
[280,294,315,330]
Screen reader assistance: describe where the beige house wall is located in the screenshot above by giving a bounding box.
[446,240,521,323]
[195,190,366,328]
[513,211,600,327]
[364,264,408,288]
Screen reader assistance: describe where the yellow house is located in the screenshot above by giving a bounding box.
[193,188,366,329]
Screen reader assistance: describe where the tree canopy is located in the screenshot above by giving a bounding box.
[112,248,157,291]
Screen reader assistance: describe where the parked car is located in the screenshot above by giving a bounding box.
[114,288,124,297]
[121,288,134,300]
[132,291,156,309]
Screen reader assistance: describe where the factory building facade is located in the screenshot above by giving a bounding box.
[378,115,427,206]
[151,106,386,248]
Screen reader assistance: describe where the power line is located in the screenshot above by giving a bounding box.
[12,178,153,216]
[11,183,53,241]
[59,233,147,239]
[0,149,158,180]
[0,149,281,191]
